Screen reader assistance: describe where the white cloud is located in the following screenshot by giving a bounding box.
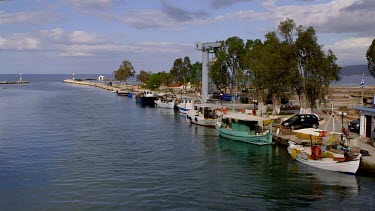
[67,0,116,10]
[272,0,375,34]
[70,31,102,44]
[0,10,59,25]
[0,34,40,50]
[7,28,193,57]
[325,37,373,65]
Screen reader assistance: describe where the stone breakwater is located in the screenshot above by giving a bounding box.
[63,79,123,91]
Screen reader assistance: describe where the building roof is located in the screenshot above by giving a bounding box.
[355,106,375,113]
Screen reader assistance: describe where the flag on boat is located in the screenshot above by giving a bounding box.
[360,73,364,88]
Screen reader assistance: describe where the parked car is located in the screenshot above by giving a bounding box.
[281,114,319,130]
[348,118,360,133]
[208,92,220,100]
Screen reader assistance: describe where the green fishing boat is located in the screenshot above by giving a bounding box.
[215,112,273,145]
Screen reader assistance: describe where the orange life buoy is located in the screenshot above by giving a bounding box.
[314,146,323,157]
[319,131,326,137]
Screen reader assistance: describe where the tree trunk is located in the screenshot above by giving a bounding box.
[272,95,281,115]
[299,93,312,114]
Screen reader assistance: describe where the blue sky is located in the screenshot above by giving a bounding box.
[0,0,373,74]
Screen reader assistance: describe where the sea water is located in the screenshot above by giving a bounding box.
[0,75,374,209]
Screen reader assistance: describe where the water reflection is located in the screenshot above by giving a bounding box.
[288,162,359,198]
[156,107,177,117]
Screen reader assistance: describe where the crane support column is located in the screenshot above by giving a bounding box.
[202,49,209,103]
[195,41,221,103]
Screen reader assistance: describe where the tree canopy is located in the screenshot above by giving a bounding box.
[113,60,135,82]
[137,70,151,84]
[170,56,193,90]
[367,39,375,77]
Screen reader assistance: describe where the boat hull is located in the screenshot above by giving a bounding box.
[287,144,360,174]
[155,99,175,109]
[177,106,190,115]
[139,96,157,105]
[186,115,216,128]
[215,123,273,145]
[117,91,129,96]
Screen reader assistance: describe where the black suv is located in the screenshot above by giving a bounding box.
[281,114,319,130]
[348,118,360,133]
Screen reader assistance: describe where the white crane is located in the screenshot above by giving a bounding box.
[195,41,222,103]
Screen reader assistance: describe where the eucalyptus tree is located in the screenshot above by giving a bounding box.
[190,61,202,90]
[159,71,173,87]
[146,73,161,90]
[261,32,291,114]
[366,39,375,77]
[113,59,135,82]
[320,50,340,106]
[276,18,340,113]
[244,39,268,113]
[210,52,230,91]
[137,70,151,84]
[170,58,183,84]
[170,57,192,91]
[182,56,193,90]
[210,36,246,94]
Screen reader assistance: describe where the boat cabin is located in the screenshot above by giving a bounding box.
[192,104,218,119]
[221,117,261,135]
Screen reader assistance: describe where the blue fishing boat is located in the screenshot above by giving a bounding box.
[215,112,273,145]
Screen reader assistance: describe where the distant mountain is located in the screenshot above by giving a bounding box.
[340,65,370,76]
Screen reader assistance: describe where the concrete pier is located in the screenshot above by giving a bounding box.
[63,79,130,92]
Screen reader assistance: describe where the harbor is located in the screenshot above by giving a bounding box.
[1,76,375,209]
[63,77,375,174]
[2,0,375,208]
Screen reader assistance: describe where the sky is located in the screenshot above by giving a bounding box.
[0,0,374,74]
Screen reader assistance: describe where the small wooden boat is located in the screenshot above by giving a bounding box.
[116,89,130,96]
[215,112,273,145]
[287,140,361,174]
[155,93,176,109]
[287,103,361,174]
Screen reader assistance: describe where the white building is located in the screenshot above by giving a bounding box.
[355,106,375,138]
[98,75,105,81]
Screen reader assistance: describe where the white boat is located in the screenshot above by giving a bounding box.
[177,98,194,114]
[186,103,220,128]
[155,98,175,109]
[287,141,361,174]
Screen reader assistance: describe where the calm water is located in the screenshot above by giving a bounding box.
[0,76,375,210]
